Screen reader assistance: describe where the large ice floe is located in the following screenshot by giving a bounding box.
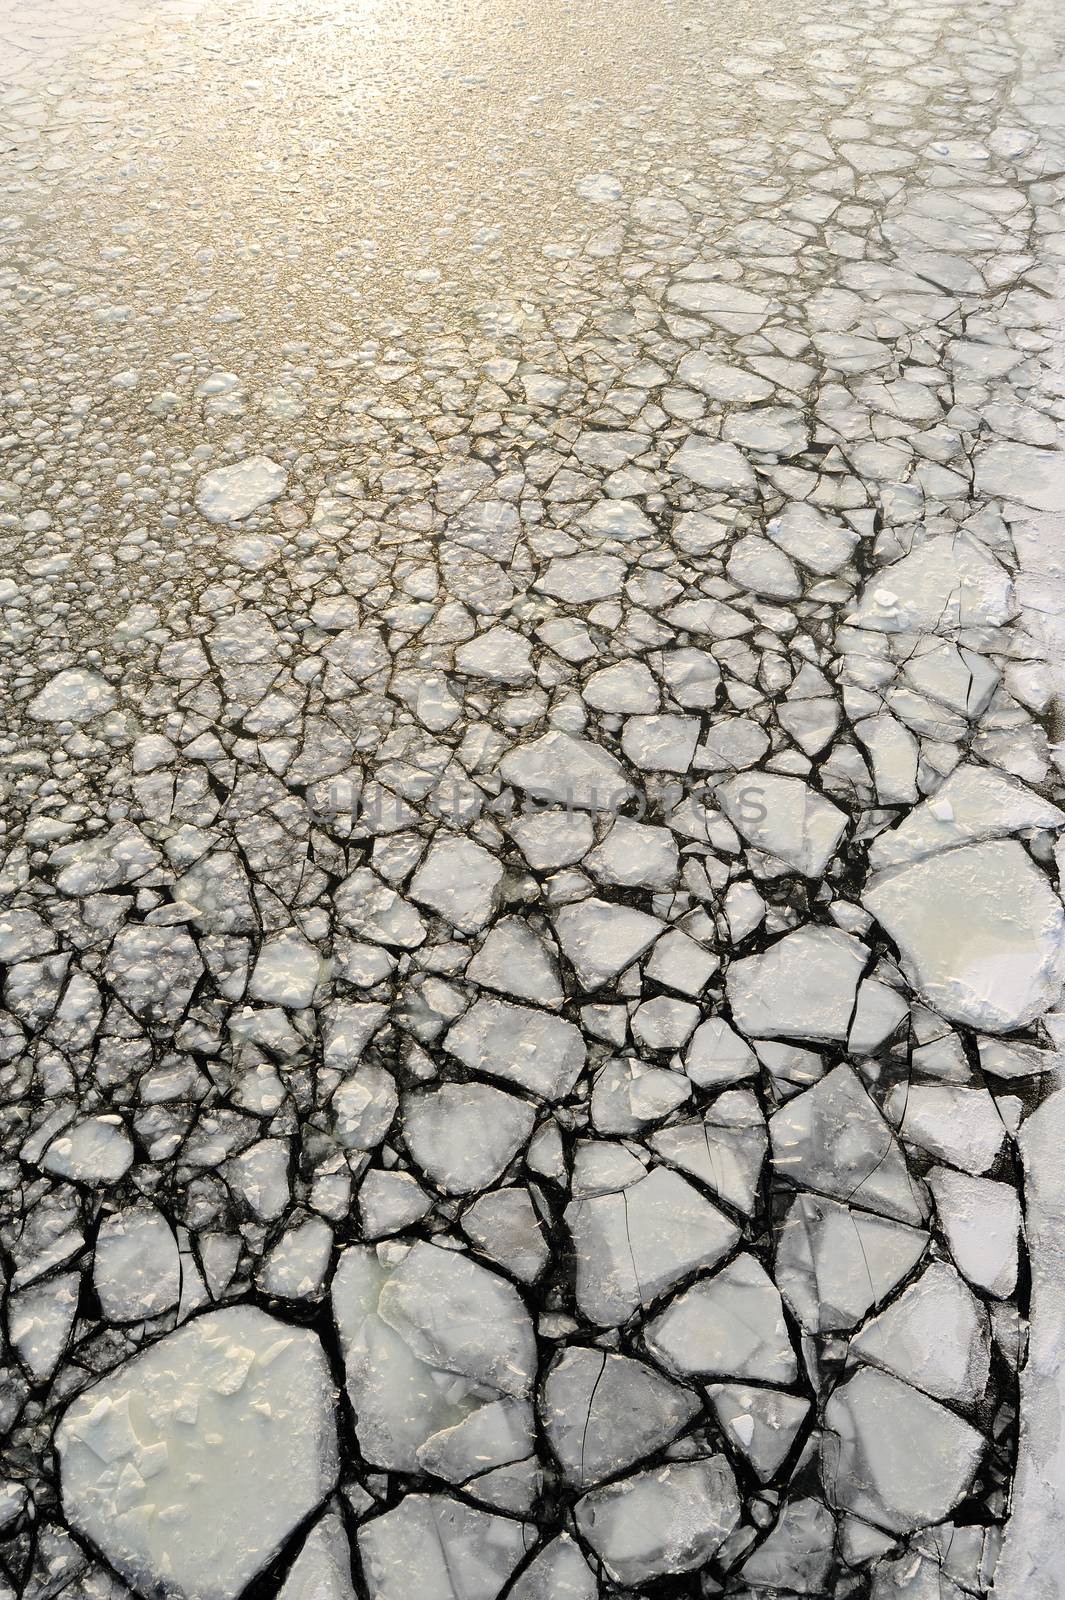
[57,1309,338,1600]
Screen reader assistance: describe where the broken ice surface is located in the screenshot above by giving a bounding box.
[1,0,1064,1594]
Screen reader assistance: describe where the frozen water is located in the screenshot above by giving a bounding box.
[2,0,1064,1591]
[277,1511,355,1600]
[645,1252,798,1383]
[823,1366,985,1533]
[93,1208,181,1322]
[27,670,117,724]
[358,1495,531,1600]
[540,1347,699,1484]
[865,841,1065,1031]
[195,458,288,524]
[332,1242,535,1480]
[575,1457,740,1585]
[57,1309,338,1600]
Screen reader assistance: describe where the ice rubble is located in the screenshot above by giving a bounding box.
[2,0,1065,1593]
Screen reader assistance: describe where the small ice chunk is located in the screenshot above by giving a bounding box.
[677,353,774,402]
[508,809,594,870]
[501,731,633,811]
[360,1496,530,1598]
[707,1386,810,1482]
[28,669,117,724]
[767,502,858,574]
[630,998,700,1052]
[740,1497,835,1592]
[226,1139,292,1220]
[335,869,426,949]
[0,910,57,964]
[540,1348,699,1484]
[332,1063,398,1150]
[566,1165,739,1325]
[886,1082,1006,1176]
[358,1170,432,1239]
[586,818,679,889]
[248,933,324,1009]
[769,1066,926,1225]
[403,1082,535,1195]
[278,1510,355,1600]
[855,714,920,805]
[822,1367,984,1533]
[727,925,866,1043]
[977,1036,1053,1081]
[466,917,563,1006]
[43,1116,134,1186]
[581,498,653,540]
[332,1242,535,1475]
[775,1193,928,1333]
[669,438,756,491]
[727,535,801,599]
[620,713,700,774]
[717,773,848,877]
[461,1188,549,1284]
[863,841,1065,1033]
[9,1274,81,1382]
[94,1208,181,1322]
[685,1017,758,1088]
[445,997,585,1100]
[643,928,719,996]
[645,1253,797,1384]
[536,554,626,603]
[195,457,287,523]
[927,1167,1020,1297]
[104,924,204,1025]
[650,1091,766,1213]
[509,1535,597,1600]
[554,899,664,990]
[454,626,533,684]
[848,978,910,1054]
[259,1219,334,1301]
[665,278,772,332]
[409,837,503,934]
[661,646,721,710]
[324,1003,388,1071]
[583,659,660,714]
[851,1261,990,1404]
[575,1457,740,1585]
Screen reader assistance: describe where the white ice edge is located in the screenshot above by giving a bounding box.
[994,236,1065,1593]
[995,1063,1065,1599]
